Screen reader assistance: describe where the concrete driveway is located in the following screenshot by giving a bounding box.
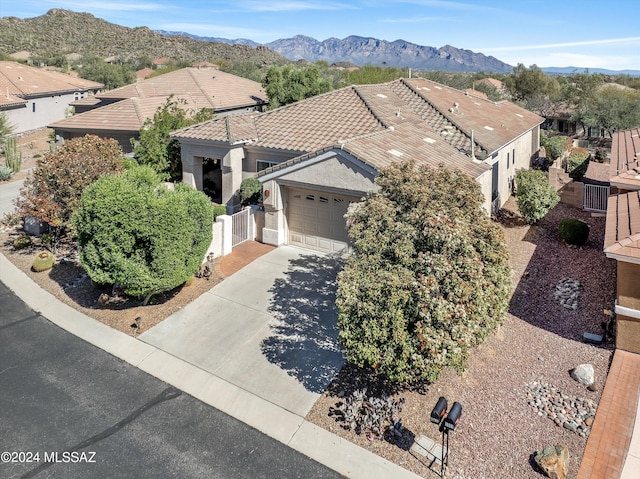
[0,179,23,216]
[139,246,345,417]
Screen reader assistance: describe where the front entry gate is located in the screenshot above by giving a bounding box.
[231,207,250,247]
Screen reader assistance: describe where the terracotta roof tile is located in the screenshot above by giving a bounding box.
[604,190,640,258]
[609,127,640,189]
[49,96,197,133]
[96,67,267,112]
[0,61,102,98]
[177,78,540,179]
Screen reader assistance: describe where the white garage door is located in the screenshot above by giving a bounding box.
[287,188,358,253]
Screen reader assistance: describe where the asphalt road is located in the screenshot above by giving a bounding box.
[0,281,343,479]
[0,179,23,216]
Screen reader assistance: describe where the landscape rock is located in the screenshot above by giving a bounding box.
[571,364,595,386]
[526,381,597,436]
[554,278,581,310]
[534,445,570,479]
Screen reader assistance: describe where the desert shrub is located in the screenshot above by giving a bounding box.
[239,178,262,206]
[212,203,228,220]
[39,233,53,247]
[0,165,12,181]
[337,162,512,386]
[594,147,608,163]
[559,218,590,245]
[332,388,405,440]
[544,135,572,163]
[32,250,55,272]
[73,166,213,305]
[566,147,590,180]
[516,169,560,224]
[17,135,125,237]
[13,235,32,249]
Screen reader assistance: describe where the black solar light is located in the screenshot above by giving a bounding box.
[430,396,448,424]
[444,402,462,431]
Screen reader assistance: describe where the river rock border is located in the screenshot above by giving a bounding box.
[526,381,597,437]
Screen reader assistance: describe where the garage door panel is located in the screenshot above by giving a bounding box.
[287,187,358,254]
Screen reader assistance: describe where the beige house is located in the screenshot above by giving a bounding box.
[604,127,640,353]
[174,78,543,253]
[49,67,268,153]
[0,61,102,134]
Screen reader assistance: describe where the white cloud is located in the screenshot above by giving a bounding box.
[482,36,640,53]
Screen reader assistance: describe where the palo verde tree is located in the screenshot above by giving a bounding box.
[17,135,125,241]
[73,166,213,305]
[133,95,213,181]
[337,162,512,386]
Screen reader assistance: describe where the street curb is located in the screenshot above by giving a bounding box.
[0,252,421,479]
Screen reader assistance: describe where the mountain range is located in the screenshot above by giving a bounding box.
[156,31,514,73]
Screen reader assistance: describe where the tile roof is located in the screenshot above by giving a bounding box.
[604,190,640,260]
[584,161,611,185]
[609,127,640,189]
[175,78,541,179]
[49,96,198,133]
[402,78,544,153]
[96,67,267,111]
[0,61,102,98]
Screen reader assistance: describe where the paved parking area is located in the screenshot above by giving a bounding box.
[139,246,346,417]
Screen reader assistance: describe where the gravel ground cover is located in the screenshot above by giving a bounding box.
[306,197,616,479]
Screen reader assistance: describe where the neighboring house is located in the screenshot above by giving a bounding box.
[475,77,505,92]
[173,78,543,253]
[0,61,102,134]
[49,67,268,153]
[604,126,640,354]
[152,57,170,69]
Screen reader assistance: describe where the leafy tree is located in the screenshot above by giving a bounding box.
[515,169,559,224]
[504,64,561,116]
[239,178,262,206]
[262,64,333,109]
[73,166,213,304]
[77,55,135,90]
[17,135,125,239]
[575,85,640,137]
[337,162,512,386]
[133,95,213,181]
[344,65,406,85]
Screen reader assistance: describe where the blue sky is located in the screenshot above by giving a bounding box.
[2,0,639,71]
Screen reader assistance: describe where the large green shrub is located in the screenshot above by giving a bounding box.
[515,169,560,224]
[544,135,572,162]
[337,162,512,386]
[566,147,590,180]
[559,218,590,245]
[73,167,213,304]
[239,178,262,206]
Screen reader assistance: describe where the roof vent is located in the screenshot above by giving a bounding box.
[387,149,403,157]
[484,125,494,131]
[424,137,436,144]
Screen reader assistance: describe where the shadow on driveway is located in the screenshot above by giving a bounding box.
[261,253,346,393]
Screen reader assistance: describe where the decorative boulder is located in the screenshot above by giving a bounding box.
[535,445,570,479]
[571,364,595,386]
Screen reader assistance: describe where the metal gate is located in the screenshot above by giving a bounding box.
[231,207,250,247]
[583,184,609,213]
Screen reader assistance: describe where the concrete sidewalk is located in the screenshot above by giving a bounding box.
[0,248,422,479]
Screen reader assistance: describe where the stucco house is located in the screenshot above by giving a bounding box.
[604,126,640,354]
[0,61,102,134]
[49,67,268,153]
[174,78,543,253]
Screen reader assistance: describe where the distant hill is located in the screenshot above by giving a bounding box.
[0,9,286,65]
[159,31,513,73]
[542,66,640,77]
